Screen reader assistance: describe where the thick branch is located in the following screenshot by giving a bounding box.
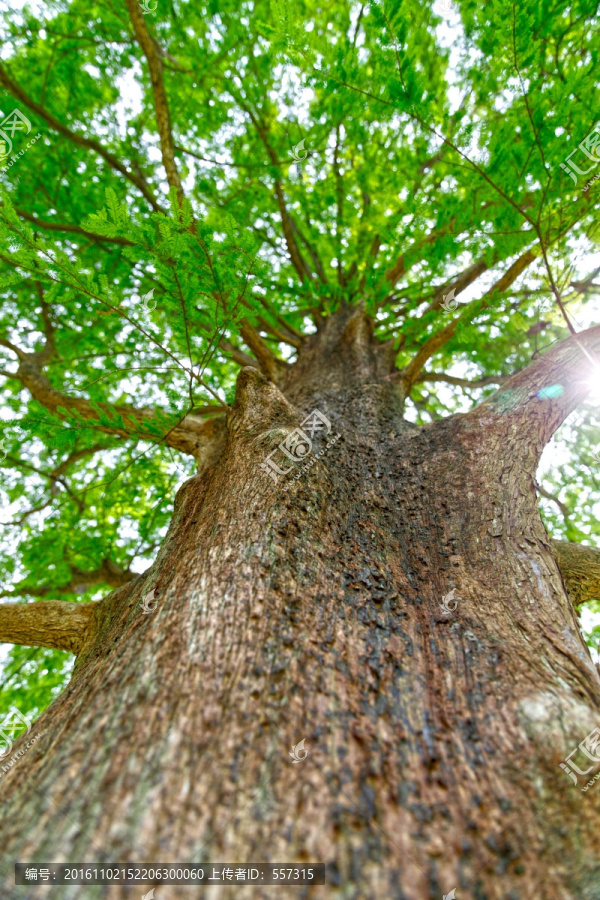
[552,540,600,608]
[292,220,328,284]
[420,258,491,316]
[0,335,26,360]
[13,358,226,462]
[273,182,314,282]
[0,62,162,212]
[218,338,259,369]
[333,124,345,286]
[33,283,56,366]
[467,324,600,448]
[240,322,289,382]
[124,0,184,204]
[0,600,95,654]
[415,373,510,388]
[241,103,312,282]
[400,248,537,388]
[255,314,303,350]
[385,256,495,345]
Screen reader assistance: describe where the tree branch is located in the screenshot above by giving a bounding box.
[124,0,184,204]
[333,124,345,287]
[536,481,571,522]
[254,315,302,350]
[399,248,538,388]
[11,355,226,461]
[420,258,493,316]
[32,282,56,367]
[4,452,85,515]
[552,540,600,608]
[291,219,328,284]
[50,445,114,477]
[0,62,162,212]
[467,324,600,449]
[15,208,135,246]
[415,373,510,389]
[240,102,313,283]
[218,338,259,370]
[384,226,456,288]
[1,559,134,600]
[0,600,96,654]
[273,182,314,282]
[0,336,27,361]
[240,322,289,382]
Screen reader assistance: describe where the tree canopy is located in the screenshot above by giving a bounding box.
[0,0,599,722]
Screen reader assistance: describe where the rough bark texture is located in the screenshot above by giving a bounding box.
[1,307,600,900]
[552,540,600,609]
[0,601,96,654]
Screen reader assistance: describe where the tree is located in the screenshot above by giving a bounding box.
[0,0,599,895]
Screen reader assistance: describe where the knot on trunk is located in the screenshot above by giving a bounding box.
[228,367,296,437]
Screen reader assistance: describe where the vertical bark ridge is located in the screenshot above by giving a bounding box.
[1,311,599,900]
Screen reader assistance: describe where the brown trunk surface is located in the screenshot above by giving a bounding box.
[1,307,600,900]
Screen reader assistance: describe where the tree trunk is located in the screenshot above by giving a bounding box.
[2,307,600,900]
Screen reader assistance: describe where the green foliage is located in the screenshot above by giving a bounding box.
[0,646,74,727]
[0,0,599,719]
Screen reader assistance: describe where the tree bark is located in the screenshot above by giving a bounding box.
[0,601,96,654]
[551,540,600,608]
[1,307,600,900]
